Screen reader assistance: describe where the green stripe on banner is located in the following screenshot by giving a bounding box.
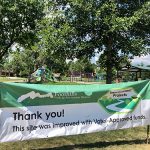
[0,80,150,108]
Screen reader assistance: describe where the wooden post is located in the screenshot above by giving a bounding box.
[147,125,150,144]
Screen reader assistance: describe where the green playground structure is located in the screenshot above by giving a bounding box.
[30,67,57,82]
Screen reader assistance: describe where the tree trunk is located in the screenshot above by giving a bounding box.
[106,61,113,84]
[106,36,113,84]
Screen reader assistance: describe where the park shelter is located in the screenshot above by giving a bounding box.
[118,64,150,81]
[119,55,150,81]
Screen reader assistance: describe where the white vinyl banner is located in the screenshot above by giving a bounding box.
[0,81,150,142]
[0,101,150,142]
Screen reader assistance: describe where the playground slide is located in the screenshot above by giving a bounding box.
[32,68,57,82]
[45,69,57,82]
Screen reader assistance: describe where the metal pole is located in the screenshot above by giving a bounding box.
[147,125,150,144]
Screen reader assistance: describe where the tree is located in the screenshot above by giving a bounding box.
[7,44,69,77]
[47,0,150,84]
[3,47,36,77]
[68,58,96,73]
[33,7,75,74]
[0,0,44,61]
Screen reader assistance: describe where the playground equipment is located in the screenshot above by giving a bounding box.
[30,67,57,82]
[70,72,104,82]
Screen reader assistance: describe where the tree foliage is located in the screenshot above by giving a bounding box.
[68,58,96,73]
[46,0,150,83]
[3,48,36,77]
[0,0,44,61]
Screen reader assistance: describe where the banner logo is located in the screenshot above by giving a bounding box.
[98,88,141,114]
[17,91,78,103]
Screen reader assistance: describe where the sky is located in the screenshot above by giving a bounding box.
[91,54,150,67]
[131,54,150,70]
[131,54,150,66]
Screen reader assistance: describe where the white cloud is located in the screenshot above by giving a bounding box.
[131,54,150,70]
[131,54,150,66]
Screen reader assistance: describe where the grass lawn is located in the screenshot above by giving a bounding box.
[0,77,86,84]
[44,81,82,85]
[0,77,26,82]
[0,76,106,85]
[0,126,150,150]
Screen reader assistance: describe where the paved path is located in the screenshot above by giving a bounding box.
[106,99,131,113]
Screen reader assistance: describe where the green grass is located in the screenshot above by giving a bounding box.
[45,81,82,85]
[0,77,26,82]
[24,81,83,85]
[0,126,150,150]
[0,76,105,85]
[0,77,81,84]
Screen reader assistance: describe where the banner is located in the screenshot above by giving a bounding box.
[0,80,150,142]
